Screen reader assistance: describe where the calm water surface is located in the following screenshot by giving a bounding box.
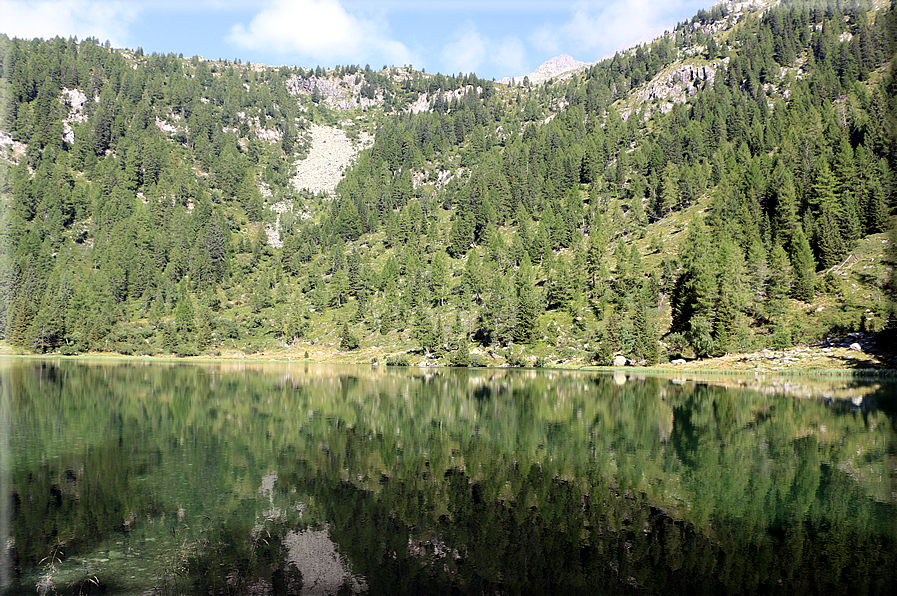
[2,358,896,595]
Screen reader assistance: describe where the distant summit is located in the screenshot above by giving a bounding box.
[499,54,592,86]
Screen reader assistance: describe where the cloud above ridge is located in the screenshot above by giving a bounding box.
[228,0,413,66]
[0,0,138,46]
[534,0,685,58]
[441,22,526,77]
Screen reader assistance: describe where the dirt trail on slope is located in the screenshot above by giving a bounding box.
[291,124,372,195]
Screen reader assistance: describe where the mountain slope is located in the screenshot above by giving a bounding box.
[1,0,896,368]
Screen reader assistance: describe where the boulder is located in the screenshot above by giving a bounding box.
[612,355,628,367]
[849,342,863,352]
[671,359,686,365]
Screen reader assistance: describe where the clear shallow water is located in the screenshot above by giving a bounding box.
[2,358,896,595]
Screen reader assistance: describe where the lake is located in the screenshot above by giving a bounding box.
[2,358,896,595]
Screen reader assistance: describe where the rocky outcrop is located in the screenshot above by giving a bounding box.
[406,85,482,114]
[60,88,90,144]
[622,60,724,119]
[286,73,382,110]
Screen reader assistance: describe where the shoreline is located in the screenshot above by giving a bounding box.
[2,345,895,377]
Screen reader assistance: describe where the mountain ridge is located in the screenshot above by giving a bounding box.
[498,54,593,86]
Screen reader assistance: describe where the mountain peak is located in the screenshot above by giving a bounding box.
[500,54,592,86]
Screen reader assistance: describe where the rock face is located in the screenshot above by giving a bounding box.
[285,73,382,110]
[499,54,592,86]
[621,60,723,120]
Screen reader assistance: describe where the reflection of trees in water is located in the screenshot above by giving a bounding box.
[5,360,897,593]
[289,454,897,595]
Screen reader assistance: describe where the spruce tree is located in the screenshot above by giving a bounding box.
[671,217,716,331]
[174,287,195,334]
[451,335,470,366]
[513,254,538,345]
[816,204,845,270]
[339,322,360,350]
[431,250,450,306]
[790,225,816,303]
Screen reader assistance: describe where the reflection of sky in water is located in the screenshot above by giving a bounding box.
[286,528,366,596]
[258,472,365,595]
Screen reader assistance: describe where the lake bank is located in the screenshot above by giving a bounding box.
[3,333,896,375]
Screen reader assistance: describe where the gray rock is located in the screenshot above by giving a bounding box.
[849,342,863,352]
[613,355,628,367]
[671,359,686,365]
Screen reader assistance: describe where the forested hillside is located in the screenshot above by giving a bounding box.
[1,0,896,366]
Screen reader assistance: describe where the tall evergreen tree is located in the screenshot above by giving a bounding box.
[513,254,538,345]
[791,225,816,303]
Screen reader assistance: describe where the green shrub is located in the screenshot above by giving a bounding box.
[174,343,199,357]
[450,341,469,367]
[769,322,793,349]
[506,352,526,367]
[468,354,487,367]
[386,354,410,366]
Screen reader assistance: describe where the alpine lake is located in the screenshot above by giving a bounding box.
[2,357,896,595]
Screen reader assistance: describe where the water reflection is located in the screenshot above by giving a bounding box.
[2,359,896,594]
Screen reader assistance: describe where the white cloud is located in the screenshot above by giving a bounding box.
[441,23,527,78]
[228,0,412,65]
[0,0,139,46]
[441,23,486,75]
[493,36,527,77]
[533,0,685,60]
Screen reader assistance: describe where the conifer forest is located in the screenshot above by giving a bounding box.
[2,0,897,367]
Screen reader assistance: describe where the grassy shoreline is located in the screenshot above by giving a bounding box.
[3,342,896,377]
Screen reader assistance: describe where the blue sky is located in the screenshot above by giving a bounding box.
[1,0,713,80]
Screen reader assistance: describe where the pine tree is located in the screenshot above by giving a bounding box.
[658,161,680,216]
[513,254,538,344]
[463,251,483,304]
[816,204,845,270]
[774,172,800,241]
[204,216,228,285]
[451,335,470,366]
[632,296,658,364]
[546,256,574,311]
[339,322,360,350]
[336,198,362,240]
[687,315,715,358]
[790,225,816,303]
[481,264,517,347]
[448,210,472,258]
[713,293,735,356]
[330,268,349,308]
[174,287,195,334]
[671,217,716,331]
[865,161,890,233]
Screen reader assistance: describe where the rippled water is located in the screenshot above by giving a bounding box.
[2,358,896,594]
